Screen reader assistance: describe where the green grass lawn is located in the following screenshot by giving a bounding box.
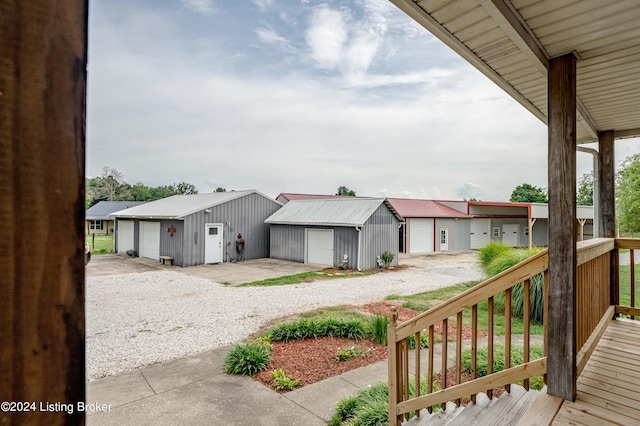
[85,234,114,254]
[387,282,545,336]
[619,264,640,307]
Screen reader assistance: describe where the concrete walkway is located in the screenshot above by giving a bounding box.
[86,346,388,425]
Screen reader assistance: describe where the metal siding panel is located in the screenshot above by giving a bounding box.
[334,227,358,269]
[361,204,399,270]
[270,224,305,262]
[159,220,184,266]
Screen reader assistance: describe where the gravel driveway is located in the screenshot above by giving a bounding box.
[86,253,484,381]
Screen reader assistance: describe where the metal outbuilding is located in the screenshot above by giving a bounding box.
[110,190,282,266]
[265,198,403,270]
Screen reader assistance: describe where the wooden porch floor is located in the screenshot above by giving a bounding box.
[551,317,640,425]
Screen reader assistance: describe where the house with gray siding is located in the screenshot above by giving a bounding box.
[110,190,282,267]
[265,198,402,271]
[85,201,146,235]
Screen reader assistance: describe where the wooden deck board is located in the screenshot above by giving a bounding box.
[551,318,640,425]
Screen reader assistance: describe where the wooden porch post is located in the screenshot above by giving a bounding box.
[0,1,87,424]
[599,130,618,305]
[546,53,578,401]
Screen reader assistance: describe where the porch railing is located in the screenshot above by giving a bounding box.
[387,237,620,426]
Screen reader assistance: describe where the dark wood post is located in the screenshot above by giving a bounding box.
[599,130,618,306]
[546,53,578,401]
[0,1,87,424]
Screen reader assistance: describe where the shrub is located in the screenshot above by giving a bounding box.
[335,345,372,362]
[478,241,511,270]
[224,341,272,376]
[381,251,395,267]
[485,247,545,323]
[270,368,301,391]
[368,315,390,346]
[269,318,366,342]
[407,333,429,349]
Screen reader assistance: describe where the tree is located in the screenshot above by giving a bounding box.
[617,154,640,235]
[509,183,548,203]
[576,171,594,206]
[173,182,198,195]
[336,186,356,196]
[87,166,132,204]
[215,187,226,192]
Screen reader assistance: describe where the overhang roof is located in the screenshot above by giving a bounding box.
[110,190,277,219]
[391,0,640,144]
[265,198,402,227]
[386,198,469,218]
[86,201,147,220]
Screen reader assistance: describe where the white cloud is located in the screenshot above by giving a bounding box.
[256,27,294,50]
[252,0,274,12]
[305,6,349,71]
[456,182,487,200]
[180,0,215,15]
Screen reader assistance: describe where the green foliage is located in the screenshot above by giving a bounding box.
[270,368,301,391]
[330,381,389,426]
[336,186,356,196]
[577,171,594,206]
[484,246,545,323]
[407,333,429,349]
[509,183,548,203]
[85,234,114,254]
[268,318,366,342]
[215,187,226,192]
[478,241,511,269]
[617,154,640,234]
[368,315,389,346]
[224,342,272,376]
[335,345,372,362]
[461,342,544,383]
[380,251,395,267]
[331,396,358,425]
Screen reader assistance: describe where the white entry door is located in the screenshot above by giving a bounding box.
[502,224,520,247]
[439,228,449,252]
[205,224,223,264]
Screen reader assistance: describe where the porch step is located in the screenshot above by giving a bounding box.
[404,384,539,426]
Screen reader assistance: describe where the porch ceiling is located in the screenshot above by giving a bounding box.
[390,0,640,144]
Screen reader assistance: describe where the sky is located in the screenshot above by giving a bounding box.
[87,0,640,201]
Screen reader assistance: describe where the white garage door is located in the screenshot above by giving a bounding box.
[470,219,491,249]
[409,218,434,253]
[117,220,134,253]
[306,229,334,266]
[140,221,160,260]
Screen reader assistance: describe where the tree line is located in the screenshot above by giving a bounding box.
[86,166,221,208]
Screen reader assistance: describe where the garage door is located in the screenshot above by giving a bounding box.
[306,229,334,266]
[117,220,134,253]
[409,218,434,253]
[470,219,490,249]
[502,224,519,247]
[140,221,160,260]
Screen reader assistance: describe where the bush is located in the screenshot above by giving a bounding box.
[484,246,545,323]
[478,241,511,270]
[271,368,301,391]
[368,315,390,346]
[224,341,272,376]
[269,318,366,342]
[381,251,395,267]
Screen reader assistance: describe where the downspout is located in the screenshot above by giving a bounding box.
[355,226,362,271]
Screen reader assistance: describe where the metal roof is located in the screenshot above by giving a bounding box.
[110,190,277,219]
[265,198,401,227]
[86,201,147,220]
[386,198,469,218]
[391,0,640,144]
[276,193,364,202]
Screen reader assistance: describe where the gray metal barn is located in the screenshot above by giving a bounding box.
[110,190,281,267]
[265,198,402,271]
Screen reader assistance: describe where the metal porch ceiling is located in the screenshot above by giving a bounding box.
[390,0,640,144]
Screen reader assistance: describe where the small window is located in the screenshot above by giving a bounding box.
[440,229,447,244]
[524,227,529,236]
[209,227,218,235]
[493,227,500,238]
[90,220,103,230]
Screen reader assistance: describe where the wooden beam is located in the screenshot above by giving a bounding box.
[0,1,87,424]
[599,130,618,307]
[546,53,577,401]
